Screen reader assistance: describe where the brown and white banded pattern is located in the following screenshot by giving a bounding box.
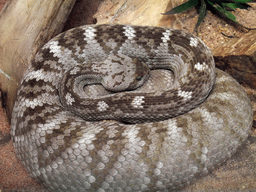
[11,25,252,191]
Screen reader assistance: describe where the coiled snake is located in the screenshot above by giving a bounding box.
[11,25,252,191]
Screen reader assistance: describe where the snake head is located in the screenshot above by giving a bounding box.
[101,54,150,92]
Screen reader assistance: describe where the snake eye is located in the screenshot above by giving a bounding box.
[136,76,142,81]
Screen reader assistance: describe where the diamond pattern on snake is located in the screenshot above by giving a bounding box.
[11,24,252,191]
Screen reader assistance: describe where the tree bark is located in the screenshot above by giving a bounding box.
[0,0,76,121]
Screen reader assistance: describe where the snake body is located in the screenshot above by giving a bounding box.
[11,25,252,191]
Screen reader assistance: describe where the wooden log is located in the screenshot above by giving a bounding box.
[0,0,76,121]
[212,29,256,56]
[94,0,174,27]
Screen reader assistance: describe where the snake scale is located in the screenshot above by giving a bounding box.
[11,24,252,191]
